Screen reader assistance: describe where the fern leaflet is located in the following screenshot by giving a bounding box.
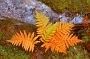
[7,30,40,52]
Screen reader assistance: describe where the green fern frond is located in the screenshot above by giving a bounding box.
[42,23,57,42]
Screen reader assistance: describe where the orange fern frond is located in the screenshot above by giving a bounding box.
[7,30,40,52]
[41,34,82,54]
[61,34,82,47]
[49,22,74,40]
[41,38,67,54]
[41,22,82,54]
[56,22,74,36]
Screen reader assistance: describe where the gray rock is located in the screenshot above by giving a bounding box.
[0,0,83,24]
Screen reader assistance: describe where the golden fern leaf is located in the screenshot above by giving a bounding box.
[41,22,80,54]
[62,34,82,48]
[41,33,82,54]
[35,11,50,37]
[41,38,67,54]
[7,30,40,52]
[57,22,74,36]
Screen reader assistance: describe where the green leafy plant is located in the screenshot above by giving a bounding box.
[78,29,90,43]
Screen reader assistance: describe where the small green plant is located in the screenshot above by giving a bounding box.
[67,45,89,59]
[78,29,90,43]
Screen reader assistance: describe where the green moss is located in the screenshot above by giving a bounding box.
[0,45,30,59]
[38,0,90,13]
[67,45,89,59]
